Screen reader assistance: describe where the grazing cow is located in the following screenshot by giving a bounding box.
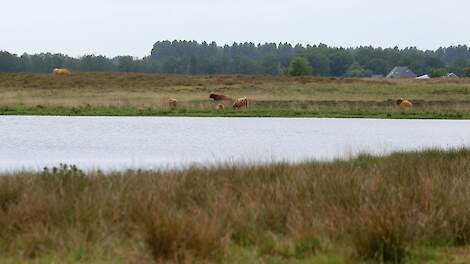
[233,97,248,109]
[396,98,413,108]
[216,104,225,110]
[209,93,232,101]
[168,98,177,109]
[52,68,71,76]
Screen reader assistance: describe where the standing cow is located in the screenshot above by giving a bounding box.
[396,98,413,108]
[52,68,71,76]
[209,93,232,101]
[233,97,248,109]
[168,98,178,109]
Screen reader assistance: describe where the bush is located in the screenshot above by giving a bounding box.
[287,57,313,76]
[350,213,410,262]
[134,208,228,262]
[464,67,470,77]
[344,62,373,78]
[0,180,21,212]
[37,164,90,194]
[429,67,448,78]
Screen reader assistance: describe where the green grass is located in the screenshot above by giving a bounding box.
[2,149,470,263]
[1,104,469,119]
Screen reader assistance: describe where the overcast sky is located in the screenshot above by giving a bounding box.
[1,0,469,57]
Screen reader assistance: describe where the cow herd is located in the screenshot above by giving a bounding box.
[168,94,412,110]
[208,93,248,109]
[167,93,249,110]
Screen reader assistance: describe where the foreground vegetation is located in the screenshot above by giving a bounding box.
[1,73,470,119]
[2,149,470,263]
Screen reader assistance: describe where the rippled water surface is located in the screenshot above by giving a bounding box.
[1,116,469,172]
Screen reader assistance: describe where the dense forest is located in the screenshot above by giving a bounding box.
[1,40,470,77]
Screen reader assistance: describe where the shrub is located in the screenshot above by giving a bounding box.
[344,62,373,77]
[37,164,90,194]
[351,215,410,262]
[294,236,321,258]
[287,57,313,76]
[0,181,21,212]
[134,209,228,262]
[464,67,470,77]
[429,67,448,78]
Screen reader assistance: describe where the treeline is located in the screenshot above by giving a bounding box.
[1,40,470,76]
[0,52,157,73]
[150,41,470,77]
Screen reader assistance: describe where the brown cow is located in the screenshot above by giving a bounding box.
[216,104,225,110]
[233,97,248,109]
[396,98,413,108]
[209,93,232,101]
[52,68,71,76]
[168,98,178,109]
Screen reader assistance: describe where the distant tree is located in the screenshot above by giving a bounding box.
[261,55,281,75]
[328,49,354,76]
[424,57,445,69]
[287,56,312,76]
[189,56,198,75]
[305,51,330,76]
[80,55,114,72]
[115,56,144,72]
[278,42,294,68]
[365,58,388,75]
[238,57,261,74]
[0,51,21,72]
[464,67,470,77]
[429,67,448,78]
[449,58,469,76]
[161,58,177,74]
[344,62,373,77]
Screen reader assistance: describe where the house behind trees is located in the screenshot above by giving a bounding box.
[386,66,417,79]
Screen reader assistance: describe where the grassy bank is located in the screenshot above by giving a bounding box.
[1,104,470,119]
[2,149,470,263]
[1,73,470,118]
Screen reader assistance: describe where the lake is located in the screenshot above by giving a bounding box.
[1,116,469,172]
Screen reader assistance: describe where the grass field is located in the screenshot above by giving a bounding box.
[1,73,470,118]
[1,149,470,263]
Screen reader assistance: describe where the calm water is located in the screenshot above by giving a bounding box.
[1,116,470,172]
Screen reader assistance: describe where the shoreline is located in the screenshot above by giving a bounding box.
[1,105,469,119]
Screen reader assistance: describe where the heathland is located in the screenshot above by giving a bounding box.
[1,149,470,263]
[1,73,470,118]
